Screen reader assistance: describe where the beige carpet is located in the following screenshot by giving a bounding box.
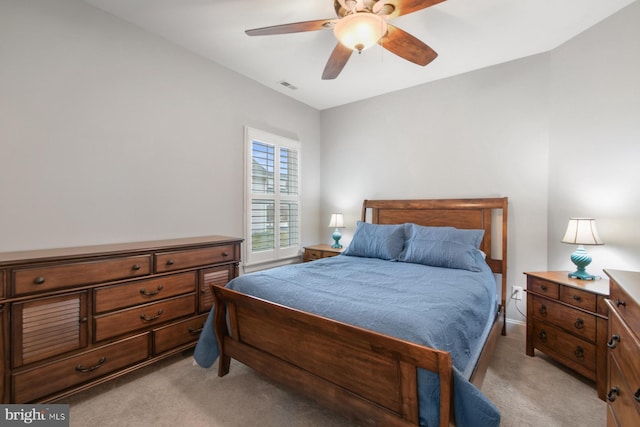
[67,322,605,426]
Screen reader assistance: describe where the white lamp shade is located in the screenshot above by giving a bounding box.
[561,218,603,245]
[328,213,345,228]
[333,13,387,52]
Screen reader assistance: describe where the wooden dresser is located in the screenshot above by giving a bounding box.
[302,244,343,262]
[0,235,241,403]
[604,269,640,426]
[525,271,610,400]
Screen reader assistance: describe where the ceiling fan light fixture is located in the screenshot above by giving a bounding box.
[333,13,387,53]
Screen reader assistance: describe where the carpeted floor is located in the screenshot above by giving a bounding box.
[66,322,605,426]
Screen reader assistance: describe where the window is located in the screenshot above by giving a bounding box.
[244,127,301,266]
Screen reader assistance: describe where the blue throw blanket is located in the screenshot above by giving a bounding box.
[194,255,500,427]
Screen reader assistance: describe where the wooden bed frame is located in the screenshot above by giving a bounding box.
[211,198,508,427]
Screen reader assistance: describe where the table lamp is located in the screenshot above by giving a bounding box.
[561,218,603,280]
[328,213,345,249]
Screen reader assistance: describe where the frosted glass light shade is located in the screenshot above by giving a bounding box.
[333,13,387,52]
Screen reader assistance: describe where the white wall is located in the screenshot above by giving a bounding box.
[0,0,322,252]
[547,0,640,278]
[320,55,552,321]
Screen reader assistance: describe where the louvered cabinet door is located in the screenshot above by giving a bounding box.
[11,292,88,368]
[199,265,234,313]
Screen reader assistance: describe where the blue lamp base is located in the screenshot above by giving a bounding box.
[568,245,597,280]
[331,229,342,249]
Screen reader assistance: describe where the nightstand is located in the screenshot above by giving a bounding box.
[303,244,344,262]
[525,271,610,400]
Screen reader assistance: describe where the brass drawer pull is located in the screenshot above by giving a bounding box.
[538,330,547,342]
[615,298,626,307]
[607,334,620,349]
[34,277,45,285]
[132,264,141,271]
[140,285,164,297]
[607,386,620,402]
[574,318,584,329]
[140,309,163,322]
[538,305,547,316]
[76,357,107,373]
[574,346,584,359]
[188,327,203,335]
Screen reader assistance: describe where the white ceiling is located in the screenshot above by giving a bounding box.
[82,0,636,110]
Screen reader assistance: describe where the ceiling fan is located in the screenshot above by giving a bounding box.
[245,0,446,80]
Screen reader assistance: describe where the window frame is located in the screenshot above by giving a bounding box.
[244,126,301,267]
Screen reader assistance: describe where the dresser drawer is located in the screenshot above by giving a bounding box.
[610,279,640,335]
[94,272,196,313]
[607,354,640,426]
[527,277,559,299]
[532,296,596,342]
[12,333,149,403]
[94,294,196,342]
[13,255,151,296]
[153,314,207,354]
[608,304,640,398]
[155,245,237,273]
[532,321,596,379]
[560,285,597,312]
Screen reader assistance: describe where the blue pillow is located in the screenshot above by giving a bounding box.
[404,223,485,248]
[342,222,405,260]
[398,223,486,271]
[400,239,483,271]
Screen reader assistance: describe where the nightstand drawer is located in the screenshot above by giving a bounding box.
[305,249,323,261]
[560,286,597,312]
[528,277,559,299]
[532,296,596,342]
[532,321,596,378]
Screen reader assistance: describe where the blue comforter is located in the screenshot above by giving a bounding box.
[194,255,500,427]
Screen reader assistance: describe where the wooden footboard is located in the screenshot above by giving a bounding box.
[212,285,456,427]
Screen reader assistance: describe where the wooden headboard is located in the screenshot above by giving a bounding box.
[362,198,508,324]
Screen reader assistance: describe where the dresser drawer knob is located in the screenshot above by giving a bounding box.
[34,277,45,285]
[538,330,547,342]
[615,298,626,307]
[607,334,620,349]
[574,346,584,359]
[572,295,582,302]
[140,309,163,322]
[166,259,174,266]
[139,285,163,297]
[574,318,584,330]
[188,327,204,336]
[540,285,548,291]
[76,357,107,373]
[132,264,141,271]
[538,305,547,316]
[607,386,620,402]
[634,388,640,402]
[222,252,229,257]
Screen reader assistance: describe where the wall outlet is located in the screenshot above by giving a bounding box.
[512,285,524,301]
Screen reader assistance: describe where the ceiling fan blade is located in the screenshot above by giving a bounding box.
[382,0,446,19]
[246,19,338,36]
[379,24,437,66]
[322,43,353,80]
